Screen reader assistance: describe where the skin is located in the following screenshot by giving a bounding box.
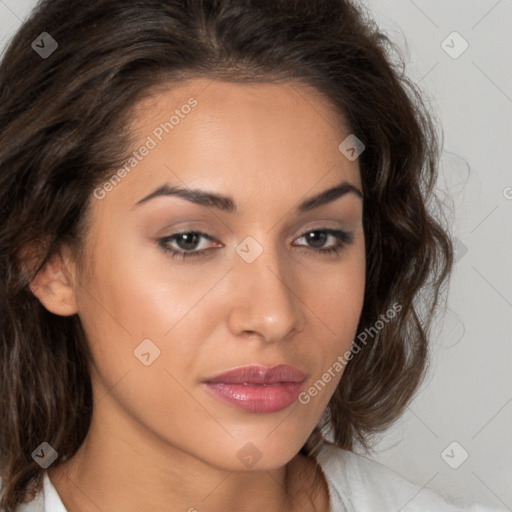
[29,78,366,512]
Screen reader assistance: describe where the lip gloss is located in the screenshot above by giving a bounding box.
[202,364,306,413]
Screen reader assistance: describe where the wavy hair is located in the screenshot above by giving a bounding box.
[0,0,453,509]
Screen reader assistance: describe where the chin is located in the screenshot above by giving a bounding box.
[200,433,311,472]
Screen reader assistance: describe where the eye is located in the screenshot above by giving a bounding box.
[293,228,354,256]
[158,231,218,259]
[158,228,354,260]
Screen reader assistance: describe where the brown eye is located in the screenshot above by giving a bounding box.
[158,231,218,259]
[293,228,354,255]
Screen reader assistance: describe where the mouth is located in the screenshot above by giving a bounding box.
[202,364,307,413]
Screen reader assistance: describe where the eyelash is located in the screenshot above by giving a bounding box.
[158,228,354,260]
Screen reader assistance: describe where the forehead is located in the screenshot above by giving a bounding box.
[130,77,349,137]
[94,78,362,216]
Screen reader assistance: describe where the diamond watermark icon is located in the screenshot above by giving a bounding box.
[441,441,469,469]
[32,442,58,469]
[31,32,58,59]
[134,338,161,366]
[338,134,365,161]
[453,237,469,264]
[237,442,263,469]
[441,32,469,59]
[236,236,263,263]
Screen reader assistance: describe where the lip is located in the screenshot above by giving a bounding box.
[202,364,307,413]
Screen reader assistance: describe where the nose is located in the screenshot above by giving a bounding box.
[226,238,306,343]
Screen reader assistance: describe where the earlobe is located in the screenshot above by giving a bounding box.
[28,244,79,317]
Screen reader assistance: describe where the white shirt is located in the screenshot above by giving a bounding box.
[315,443,506,511]
[9,443,507,511]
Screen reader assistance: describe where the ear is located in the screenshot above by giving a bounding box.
[27,243,79,317]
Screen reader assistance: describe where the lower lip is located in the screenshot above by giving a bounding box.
[202,382,304,413]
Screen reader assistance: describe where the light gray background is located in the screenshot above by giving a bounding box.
[1,0,511,509]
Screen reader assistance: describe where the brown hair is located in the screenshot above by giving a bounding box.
[0,0,453,509]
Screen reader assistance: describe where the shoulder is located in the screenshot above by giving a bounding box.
[314,442,506,512]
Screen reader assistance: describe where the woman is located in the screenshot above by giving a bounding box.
[0,0,504,511]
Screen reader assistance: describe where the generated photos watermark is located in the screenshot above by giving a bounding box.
[298,301,402,404]
[93,97,198,200]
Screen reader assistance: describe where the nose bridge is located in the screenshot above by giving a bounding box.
[227,233,303,341]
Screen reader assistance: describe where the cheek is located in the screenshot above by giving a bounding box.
[74,251,207,431]
[306,244,366,379]
[76,229,198,342]
[313,245,365,334]
[73,233,218,393]
[297,266,364,411]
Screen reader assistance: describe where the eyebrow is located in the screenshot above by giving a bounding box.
[133,179,363,213]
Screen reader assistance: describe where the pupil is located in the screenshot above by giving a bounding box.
[177,233,200,250]
[307,231,326,248]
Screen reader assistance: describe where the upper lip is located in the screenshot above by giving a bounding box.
[203,364,307,385]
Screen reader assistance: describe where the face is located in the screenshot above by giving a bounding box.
[68,78,365,471]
